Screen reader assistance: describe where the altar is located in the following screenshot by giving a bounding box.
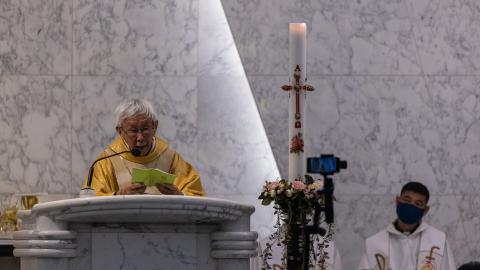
[12,195,257,270]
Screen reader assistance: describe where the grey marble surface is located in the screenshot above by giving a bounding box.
[73,0,198,76]
[196,0,279,230]
[221,0,422,76]
[1,0,480,269]
[92,233,202,270]
[12,196,255,270]
[0,76,71,194]
[247,75,479,267]
[405,0,480,75]
[222,0,480,268]
[0,0,71,75]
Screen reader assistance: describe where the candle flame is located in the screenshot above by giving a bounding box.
[289,23,307,33]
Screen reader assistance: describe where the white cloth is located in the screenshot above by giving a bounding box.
[251,236,343,270]
[358,222,456,270]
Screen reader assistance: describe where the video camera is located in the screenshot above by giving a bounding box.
[306,154,347,176]
[289,154,347,270]
[306,154,347,225]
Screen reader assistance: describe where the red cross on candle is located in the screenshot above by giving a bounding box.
[281,65,314,129]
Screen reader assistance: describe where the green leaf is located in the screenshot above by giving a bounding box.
[304,174,314,185]
[261,198,273,205]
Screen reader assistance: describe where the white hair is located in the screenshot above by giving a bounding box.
[114,99,158,127]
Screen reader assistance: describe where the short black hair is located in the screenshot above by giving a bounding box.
[400,181,430,203]
[458,262,480,270]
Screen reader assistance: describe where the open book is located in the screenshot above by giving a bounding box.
[131,168,176,186]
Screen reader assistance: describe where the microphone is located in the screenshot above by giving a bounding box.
[83,148,142,190]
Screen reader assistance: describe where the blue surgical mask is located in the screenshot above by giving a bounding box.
[396,202,424,225]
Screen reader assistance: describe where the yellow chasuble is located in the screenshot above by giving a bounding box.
[84,136,205,196]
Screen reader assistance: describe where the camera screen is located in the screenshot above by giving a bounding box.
[320,157,337,173]
[307,156,337,174]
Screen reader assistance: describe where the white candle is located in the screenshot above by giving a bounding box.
[289,23,307,76]
[288,23,307,181]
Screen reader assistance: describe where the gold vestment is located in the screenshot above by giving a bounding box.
[84,136,205,196]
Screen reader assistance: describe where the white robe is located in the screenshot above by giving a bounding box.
[251,236,343,270]
[358,222,456,270]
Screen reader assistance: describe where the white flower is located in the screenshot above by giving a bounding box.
[312,181,324,191]
[269,190,276,198]
[285,189,292,197]
[263,191,268,197]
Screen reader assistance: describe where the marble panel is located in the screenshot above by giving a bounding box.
[222,0,421,75]
[151,77,198,165]
[250,74,480,195]
[305,75,441,195]
[197,75,279,195]
[0,76,72,194]
[0,0,71,75]
[426,195,470,266]
[68,232,91,270]
[246,75,290,179]
[406,0,480,75]
[420,76,480,195]
[334,194,396,270]
[304,75,480,196]
[198,0,278,196]
[465,241,480,266]
[0,194,17,209]
[209,193,276,240]
[92,232,204,270]
[71,75,197,191]
[246,80,480,196]
[198,0,244,77]
[73,0,198,76]
[457,194,480,263]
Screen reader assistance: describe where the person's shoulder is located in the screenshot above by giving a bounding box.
[155,136,170,151]
[108,136,128,153]
[422,222,446,236]
[152,136,179,161]
[365,227,389,242]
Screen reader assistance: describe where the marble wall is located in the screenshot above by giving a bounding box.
[221,0,480,268]
[1,0,480,269]
[0,0,200,196]
[0,0,279,241]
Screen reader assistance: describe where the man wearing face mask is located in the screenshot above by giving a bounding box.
[358,181,456,270]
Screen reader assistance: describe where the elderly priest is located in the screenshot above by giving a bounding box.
[83,98,204,197]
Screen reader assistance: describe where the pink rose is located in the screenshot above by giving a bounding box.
[267,181,280,191]
[291,181,306,191]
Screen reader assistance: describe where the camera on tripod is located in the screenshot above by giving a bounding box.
[305,154,347,225]
[306,154,347,176]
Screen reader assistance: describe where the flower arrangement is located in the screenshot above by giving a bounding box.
[258,175,333,270]
[259,176,323,223]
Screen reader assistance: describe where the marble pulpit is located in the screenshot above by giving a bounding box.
[12,196,257,270]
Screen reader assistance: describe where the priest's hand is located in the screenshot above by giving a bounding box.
[156,183,183,195]
[116,183,146,195]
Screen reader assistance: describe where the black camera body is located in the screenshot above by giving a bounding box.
[306,154,347,176]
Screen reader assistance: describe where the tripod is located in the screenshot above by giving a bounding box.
[302,176,333,270]
[287,176,334,270]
